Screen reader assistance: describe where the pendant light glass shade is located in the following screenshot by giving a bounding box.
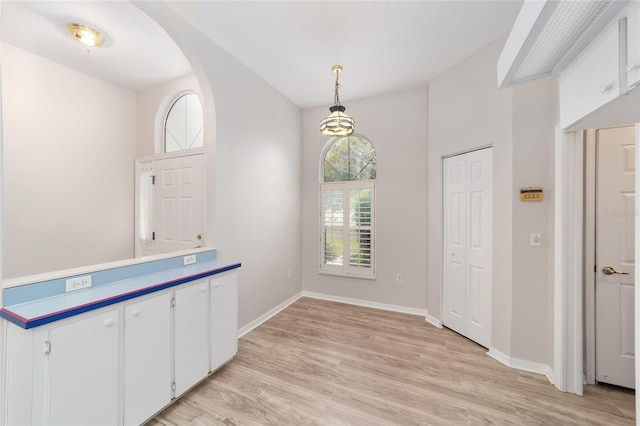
[320,106,355,136]
[320,65,355,137]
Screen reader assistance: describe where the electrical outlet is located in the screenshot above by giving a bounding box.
[183,255,196,265]
[396,274,403,284]
[65,275,92,292]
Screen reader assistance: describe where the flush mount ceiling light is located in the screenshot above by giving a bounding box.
[67,23,105,47]
[320,65,355,137]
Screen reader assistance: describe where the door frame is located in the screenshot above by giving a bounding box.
[555,124,639,399]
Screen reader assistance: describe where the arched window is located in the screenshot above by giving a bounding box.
[320,134,376,278]
[164,93,204,153]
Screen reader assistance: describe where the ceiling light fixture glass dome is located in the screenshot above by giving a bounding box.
[320,65,355,137]
[67,23,105,47]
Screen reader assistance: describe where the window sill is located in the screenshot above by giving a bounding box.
[318,270,376,280]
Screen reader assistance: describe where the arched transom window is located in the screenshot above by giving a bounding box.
[320,134,376,278]
[164,93,204,153]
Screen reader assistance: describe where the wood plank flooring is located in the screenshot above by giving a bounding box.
[149,297,635,425]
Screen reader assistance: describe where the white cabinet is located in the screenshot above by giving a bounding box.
[33,309,119,426]
[174,280,210,396]
[628,1,640,89]
[560,20,620,129]
[3,269,239,425]
[123,292,172,426]
[210,272,238,371]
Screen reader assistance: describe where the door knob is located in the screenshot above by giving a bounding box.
[601,266,629,275]
[197,234,202,240]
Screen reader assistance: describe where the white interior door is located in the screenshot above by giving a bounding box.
[443,148,492,348]
[596,126,636,389]
[153,154,205,254]
[443,154,467,335]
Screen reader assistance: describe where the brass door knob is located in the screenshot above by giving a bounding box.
[197,234,202,240]
[602,266,629,275]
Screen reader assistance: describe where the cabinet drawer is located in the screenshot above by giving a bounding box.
[560,20,620,129]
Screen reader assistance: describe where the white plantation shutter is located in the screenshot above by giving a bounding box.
[321,181,375,277]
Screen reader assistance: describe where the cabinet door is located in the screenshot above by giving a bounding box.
[628,1,640,89]
[560,21,620,129]
[174,280,210,396]
[47,309,119,426]
[124,292,172,426]
[210,272,238,371]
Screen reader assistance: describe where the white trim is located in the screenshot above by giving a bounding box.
[237,290,442,341]
[635,123,640,418]
[487,348,555,385]
[424,313,442,329]
[554,127,584,396]
[301,291,430,317]
[583,129,597,385]
[237,292,303,338]
[156,89,202,155]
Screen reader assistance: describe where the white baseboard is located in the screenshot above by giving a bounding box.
[237,292,303,338]
[302,291,430,318]
[487,347,554,384]
[424,313,442,328]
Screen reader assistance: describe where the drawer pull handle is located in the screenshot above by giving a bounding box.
[200,286,206,293]
[599,83,613,94]
[132,310,140,317]
[627,62,640,72]
[214,283,220,289]
[104,319,114,327]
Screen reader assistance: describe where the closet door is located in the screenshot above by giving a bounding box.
[443,154,467,336]
[442,148,492,348]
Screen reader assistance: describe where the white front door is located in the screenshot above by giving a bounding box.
[596,126,636,389]
[443,148,493,348]
[153,154,205,254]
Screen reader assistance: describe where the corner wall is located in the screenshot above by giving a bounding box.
[428,37,557,366]
[428,38,514,355]
[138,3,303,329]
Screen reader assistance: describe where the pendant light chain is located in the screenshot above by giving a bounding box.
[320,64,355,137]
[334,70,341,107]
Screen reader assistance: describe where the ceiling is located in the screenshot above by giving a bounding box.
[1,1,524,109]
[1,1,193,92]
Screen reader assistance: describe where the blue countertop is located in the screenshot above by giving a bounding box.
[1,259,240,329]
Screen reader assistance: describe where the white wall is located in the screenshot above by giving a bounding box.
[511,78,556,363]
[1,43,136,278]
[138,3,303,329]
[428,38,556,365]
[136,74,204,157]
[428,38,514,355]
[302,89,429,310]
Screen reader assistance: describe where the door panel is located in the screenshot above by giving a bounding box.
[48,309,118,426]
[174,281,210,397]
[153,154,204,254]
[443,155,466,335]
[596,126,635,389]
[124,293,172,425]
[464,148,492,348]
[442,148,492,348]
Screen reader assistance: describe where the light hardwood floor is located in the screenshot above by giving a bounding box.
[149,297,635,425]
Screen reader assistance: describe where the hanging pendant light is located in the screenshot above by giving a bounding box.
[320,65,355,137]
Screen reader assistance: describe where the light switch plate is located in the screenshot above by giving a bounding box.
[183,255,196,265]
